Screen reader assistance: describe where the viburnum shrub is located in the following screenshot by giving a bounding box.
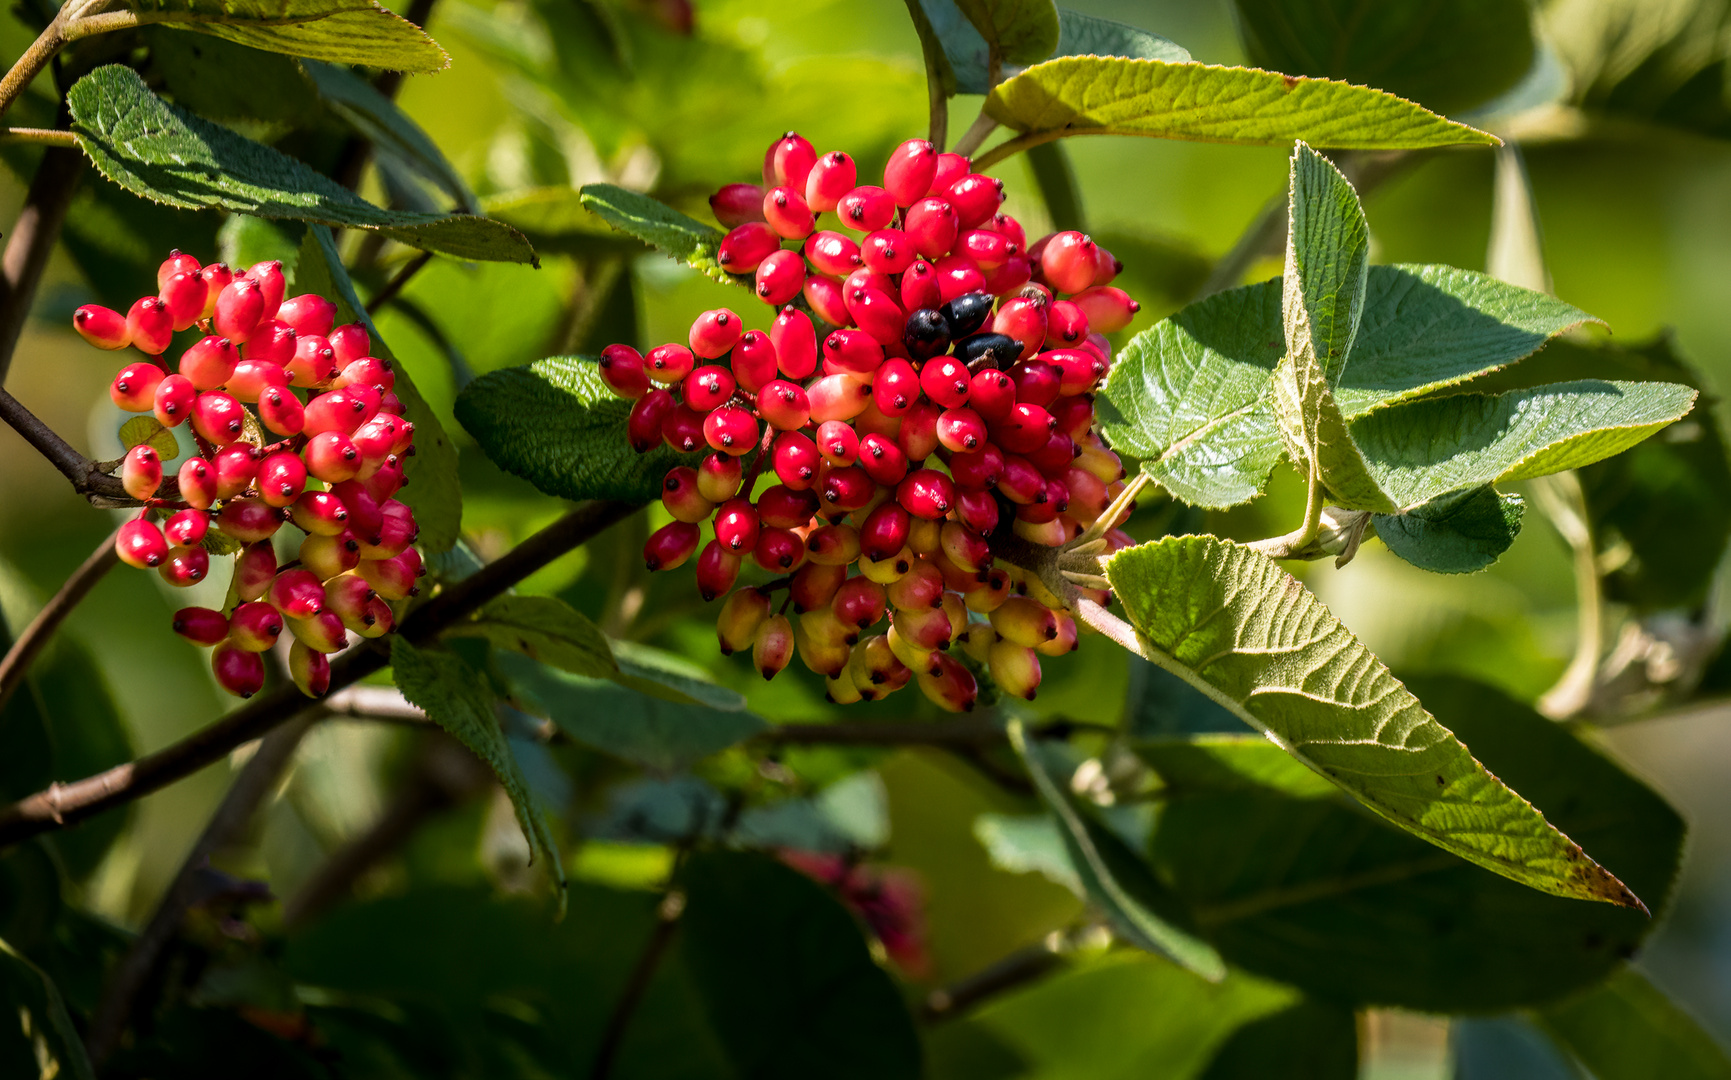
[72,253,421,700]
[597,133,1143,710]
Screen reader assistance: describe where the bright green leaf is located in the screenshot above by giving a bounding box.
[1232,0,1534,116]
[1350,379,1699,511]
[67,66,535,264]
[448,595,617,679]
[118,415,179,462]
[1538,969,1731,1080]
[577,183,747,287]
[390,638,566,913]
[1373,487,1526,574]
[454,356,702,504]
[1010,720,1226,979]
[303,60,474,211]
[127,0,449,72]
[980,56,1498,164]
[680,851,923,1079]
[296,226,461,552]
[1105,535,1645,909]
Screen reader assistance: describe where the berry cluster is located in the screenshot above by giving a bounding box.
[73,252,422,701]
[599,133,1141,711]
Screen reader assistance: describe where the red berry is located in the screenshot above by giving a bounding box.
[857,433,909,486]
[994,402,1057,455]
[860,501,911,559]
[289,609,349,654]
[753,527,807,572]
[242,319,297,366]
[176,457,216,510]
[246,261,286,319]
[950,443,1005,488]
[822,328,884,375]
[644,520,701,571]
[329,323,371,365]
[287,334,337,387]
[726,330,776,393]
[331,481,384,543]
[336,356,393,396]
[213,444,260,499]
[216,498,283,543]
[279,294,336,338]
[947,174,1004,229]
[703,405,758,456]
[1050,395,1095,440]
[1040,231,1100,295]
[764,132,817,190]
[158,544,209,587]
[753,613,795,678]
[1029,431,1077,477]
[291,490,350,536]
[233,541,276,602]
[883,139,939,206]
[997,454,1045,503]
[754,249,806,305]
[172,606,229,646]
[228,359,288,402]
[968,369,1017,420]
[1046,348,1107,395]
[1008,359,1062,407]
[661,466,713,523]
[790,562,846,612]
[641,343,693,386]
[804,151,856,212]
[258,451,307,506]
[935,255,987,302]
[905,198,959,260]
[900,260,942,311]
[258,384,306,436]
[695,540,741,600]
[178,335,237,390]
[804,231,861,277]
[717,222,782,274]
[993,296,1048,362]
[116,518,169,569]
[358,551,420,600]
[711,182,767,228]
[126,297,173,355]
[683,365,737,412]
[627,389,676,452]
[937,407,987,453]
[291,641,333,697]
[769,307,817,380]
[800,274,850,326]
[815,419,860,466]
[1044,300,1090,348]
[898,468,955,519]
[269,568,326,618]
[197,263,233,319]
[111,361,165,412]
[897,399,942,461]
[759,483,820,528]
[212,642,265,698]
[214,278,265,343]
[807,373,871,423]
[160,271,208,332]
[1071,286,1140,333]
[845,287,904,346]
[758,379,812,431]
[931,152,970,195]
[661,404,707,453]
[697,453,743,502]
[837,185,895,232]
[689,308,744,359]
[74,304,130,350]
[771,433,822,490]
[326,574,376,632]
[763,185,816,239]
[833,577,887,630]
[121,444,162,501]
[920,356,971,409]
[189,389,244,443]
[984,254,1033,297]
[713,497,761,553]
[865,358,915,417]
[956,486,1000,535]
[157,250,201,292]
[304,431,361,483]
[301,388,370,438]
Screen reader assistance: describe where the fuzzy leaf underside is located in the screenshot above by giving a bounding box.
[1105,535,1644,910]
[67,66,533,264]
[984,57,1499,149]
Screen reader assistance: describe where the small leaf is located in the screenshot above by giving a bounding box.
[303,60,474,211]
[1010,720,1226,979]
[390,638,565,911]
[610,639,748,710]
[118,415,179,462]
[1199,997,1358,1080]
[920,0,1133,95]
[1054,8,1190,64]
[67,66,534,264]
[974,812,1081,892]
[1373,488,1525,575]
[448,595,616,679]
[952,0,1061,67]
[680,851,923,1080]
[454,356,703,504]
[295,226,461,552]
[576,183,747,288]
[1106,535,1646,909]
[982,57,1498,156]
[130,0,449,73]
[0,938,95,1080]
[1538,969,1731,1080]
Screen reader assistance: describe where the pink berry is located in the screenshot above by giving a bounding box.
[230,603,287,652]
[930,152,970,195]
[804,231,862,277]
[769,307,817,380]
[599,344,651,399]
[937,407,988,453]
[228,359,288,402]
[358,552,420,600]
[278,294,337,338]
[326,323,369,365]
[645,343,695,385]
[190,390,246,444]
[717,222,781,274]
[804,150,856,212]
[1071,286,1140,333]
[115,518,169,569]
[661,466,713,523]
[291,641,332,697]
[644,520,701,571]
[758,379,811,430]
[845,288,903,347]
[234,541,277,601]
[816,419,859,466]
[214,278,265,343]
[713,497,761,553]
[111,361,165,412]
[1040,231,1100,295]
[800,274,849,326]
[197,264,233,319]
[269,568,326,618]
[153,374,197,427]
[160,271,208,332]
[1092,243,1123,286]
[177,457,217,509]
[74,304,130,350]
[883,139,939,206]
[291,490,350,535]
[335,357,393,395]
[257,451,307,507]
[683,365,736,412]
[1047,348,1107,395]
[331,481,384,544]
[212,642,265,698]
[158,544,209,588]
[833,577,887,630]
[754,249,806,305]
[703,405,758,456]
[959,229,1013,271]
[689,308,744,359]
[807,373,872,423]
[730,330,779,392]
[764,132,817,190]
[127,296,173,355]
[983,255,1033,297]
[897,399,942,461]
[627,390,675,453]
[247,260,286,319]
[762,185,816,239]
[216,498,283,543]
[935,255,987,302]
[837,186,895,232]
[179,335,238,391]
[947,174,1004,229]
[771,433,821,490]
[697,453,743,502]
[305,388,373,437]
[242,318,297,365]
[172,606,229,647]
[711,182,767,228]
[213,444,260,499]
[287,334,337,387]
[122,444,162,501]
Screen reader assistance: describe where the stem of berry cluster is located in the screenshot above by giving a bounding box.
[0,385,140,503]
[0,499,642,850]
[0,524,119,714]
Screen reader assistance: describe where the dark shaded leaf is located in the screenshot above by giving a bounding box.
[1374,487,1525,574]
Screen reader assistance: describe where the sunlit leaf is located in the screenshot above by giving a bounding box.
[123,0,448,71]
[118,415,179,462]
[577,183,746,288]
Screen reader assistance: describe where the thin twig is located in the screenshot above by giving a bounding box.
[367,251,434,313]
[0,500,642,849]
[951,111,1000,159]
[0,127,75,146]
[1245,461,1327,560]
[756,716,1108,748]
[0,0,81,124]
[589,887,686,1080]
[918,939,1065,1022]
[0,524,119,714]
[0,143,85,383]
[320,684,429,725]
[0,385,140,503]
[85,713,318,1065]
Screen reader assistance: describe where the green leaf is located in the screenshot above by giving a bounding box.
[1538,969,1731,1080]
[295,226,461,552]
[1270,143,1390,510]
[0,938,95,1080]
[480,187,643,259]
[447,594,616,679]
[981,56,1499,159]
[67,66,534,264]
[1373,487,1525,574]
[1010,720,1226,979]
[303,60,474,212]
[680,851,922,1080]
[609,639,748,710]
[1349,379,1699,511]
[130,0,449,72]
[1199,997,1358,1080]
[390,638,565,912]
[454,355,702,504]
[974,812,1080,892]
[1232,0,1534,116]
[576,183,747,287]
[1105,535,1646,909]
[1135,677,1683,1010]
[953,0,1061,67]
[921,1,1164,96]
[141,28,320,123]
[118,415,179,462]
[1054,8,1190,64]
[1547,0,1731,141]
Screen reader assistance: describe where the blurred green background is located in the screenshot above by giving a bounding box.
[2,0,1730,1075]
